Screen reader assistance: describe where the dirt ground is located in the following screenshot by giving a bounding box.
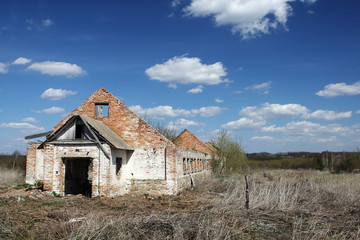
[1,170,360,240]
[0,185,219,239]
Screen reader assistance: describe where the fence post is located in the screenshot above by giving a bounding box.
[245,175,249,209]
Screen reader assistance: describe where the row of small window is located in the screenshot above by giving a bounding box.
[182,158,211,175]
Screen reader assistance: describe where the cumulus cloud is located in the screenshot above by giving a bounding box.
[187,85,203,94]
[215,98,224,103]
[130,105,191,120]
[221,117,266,130]
[303,110,352,121]
[22,117,39,123]
[145,56,227,85]
[251,136,274,141]
[41,88,77,100]
[183,0,316,39]
[43,19,54,27]
[0,62,8,73]
[167,118,202,130]
[130,105,226,119]
[262,121,350,136]
[191,106,226,117]
[240,103,309,119]
[316,82,360,97]
[245,81,272,94]
[0,122,44,133]
[28,61,86,78]
[12,57,32,65]
[41,107,65,114]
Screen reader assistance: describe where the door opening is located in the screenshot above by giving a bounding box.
[64,158,92,197]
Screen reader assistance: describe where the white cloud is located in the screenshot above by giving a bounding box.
[315,136,336,143]
[187,85,203,94]
[22,117,39,123]
[130,105,191,120]
[41,88,77,100]
[145,56,227,85]
[0,122,44,133]
[183,0,316,39]
[171,0,182,7]
[191,106,226,117]
[316,82,360,97]
[222,117,266,130]
[42,107,65,114]
[0,62,8,73]
[215,98,224,103]
[12,57,31,65]
[28,61,86,78]
[300,0,317,4]
[167,118,202,130]
[245,81,272,94]
[251,136,274,141]
[168,83,178,89]
[356,110,360,114]
[303,110,352,121]
[130,105,226,119]
[262,121,350,136]
[43,19,54,27]
[240,103,309,119]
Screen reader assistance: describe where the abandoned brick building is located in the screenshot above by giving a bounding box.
[25,87,213,197]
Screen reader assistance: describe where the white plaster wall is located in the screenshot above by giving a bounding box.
[50,144,111,197]
[109,148,127,196]
[35,149,44,181]
[125,147,166,180]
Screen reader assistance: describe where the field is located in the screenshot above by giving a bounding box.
[1,169,359,239]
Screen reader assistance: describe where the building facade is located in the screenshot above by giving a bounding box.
[26,87,212,197]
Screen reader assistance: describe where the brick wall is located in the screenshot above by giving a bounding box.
[173,129,212,155]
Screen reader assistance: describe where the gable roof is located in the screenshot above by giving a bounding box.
[173,129,212,155]
[81,115,133,150]
[50,87,174,149]
[45,114,133,151]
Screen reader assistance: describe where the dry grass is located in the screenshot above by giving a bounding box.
[0,167,25,188]
[1,169,360,239]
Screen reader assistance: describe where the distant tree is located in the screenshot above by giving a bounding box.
[334,149,360,173]
[152,122,178,142]
[313,154,324,171]
[210,130,247,174]
[12,150,21,169]
[142,115,178,142]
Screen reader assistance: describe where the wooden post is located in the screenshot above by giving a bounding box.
[245,175,249,210]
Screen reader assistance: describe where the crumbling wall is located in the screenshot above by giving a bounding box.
[52,87,173,150]
[175,148,212,192]
[25,144,39,185]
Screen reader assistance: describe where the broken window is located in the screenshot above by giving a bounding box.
[116,157,122,177]
[183,158,186,175]
[95,103,109,118]
[75,124,83,139]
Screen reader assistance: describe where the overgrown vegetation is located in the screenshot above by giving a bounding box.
[0,151,26,188]
[210,130,247,174]
[1,170,360,239]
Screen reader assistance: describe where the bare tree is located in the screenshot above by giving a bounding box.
[142,116,178,142]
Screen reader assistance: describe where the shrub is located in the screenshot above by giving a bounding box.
[210,130,247,174]
[334,151,360,173]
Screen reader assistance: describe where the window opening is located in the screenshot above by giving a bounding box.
[75,124,83,139]
[95,103,109,118]
[116,157,122,176]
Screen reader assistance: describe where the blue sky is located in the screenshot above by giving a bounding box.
[1,0,360,154]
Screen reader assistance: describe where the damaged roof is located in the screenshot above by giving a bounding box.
[81,115,133,150]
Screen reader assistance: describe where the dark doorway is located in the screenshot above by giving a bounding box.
[64,158,92,197]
